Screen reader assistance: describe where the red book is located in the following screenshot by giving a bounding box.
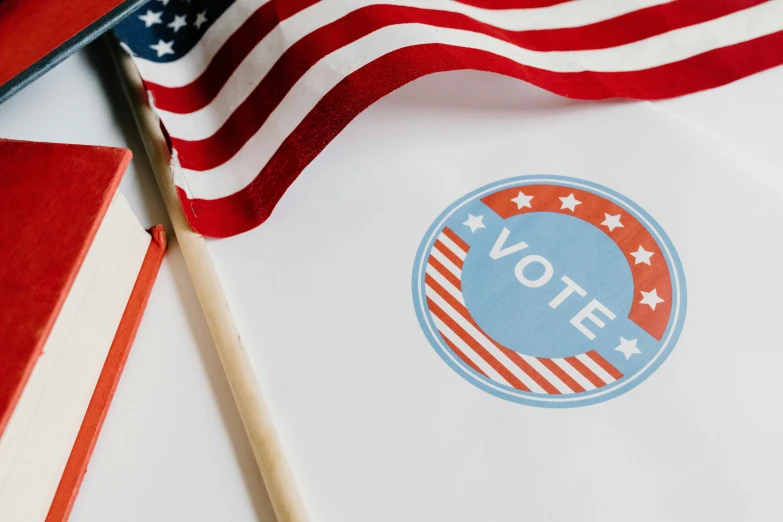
[0,0,146,102]
[0,139,166,521]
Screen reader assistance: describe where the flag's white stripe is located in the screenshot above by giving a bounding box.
[425,264,464,306]
[437,234,466,261]
[425,285,547,393]
[160,1,782,140]
[135,0,671,87]
[576,353,615,384]
[431,316,510,385]
[552,358,597,391]
[169,4,783,201]
[430,245,462,278]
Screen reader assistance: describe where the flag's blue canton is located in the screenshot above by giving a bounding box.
[114,0,235,62]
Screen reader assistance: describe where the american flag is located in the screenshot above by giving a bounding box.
[114,0,783,238]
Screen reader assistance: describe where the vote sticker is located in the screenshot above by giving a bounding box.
[412,175,686,407]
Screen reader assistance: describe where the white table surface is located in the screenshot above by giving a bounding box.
[2,38,781,522]
[0,42,276,522]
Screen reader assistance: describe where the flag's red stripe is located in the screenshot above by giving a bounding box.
[538,358,584,393]
[176,35,783,237]
[586,350,624,381]
[152,0,764,115]
[453,0,571,8]
[564,356,605,388]
[520,0,767,54]
[427,297,529,390]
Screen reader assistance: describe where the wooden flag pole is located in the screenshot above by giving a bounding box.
[106,36,310,522]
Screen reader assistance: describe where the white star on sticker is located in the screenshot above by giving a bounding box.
[640,288,665,310]
[150,39,175,57]
[194,10,208,29]
[138,10,163,27]
[510,191,533,210]
[601,213,624,232]
[614,337,641,360]
[559,193,581,212]
[167,14,188,32]
[463,214,485,233]
[630,245,654,265]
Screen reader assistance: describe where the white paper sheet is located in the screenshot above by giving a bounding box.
[206,71,783,522]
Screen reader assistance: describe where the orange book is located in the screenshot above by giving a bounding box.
[0,139,166,521]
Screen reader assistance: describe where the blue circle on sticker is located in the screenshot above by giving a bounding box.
[411,175,687,407]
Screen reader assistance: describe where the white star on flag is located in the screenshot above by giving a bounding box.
[167,14,188,33]
[630,246,654,265]
[150,39,175,57]
[463,214,485,233]
[601,213,624,232]
[559,193,581,212]
[510,191,533,210]
[614,337,641,360]
[640,288,665,310]
[194,10,208,29]
[138,10,162,27]
[156,0,170,5]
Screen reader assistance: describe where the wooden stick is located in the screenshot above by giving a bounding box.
[106,36,310,522]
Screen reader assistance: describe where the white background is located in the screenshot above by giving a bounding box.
[203,62,783,522]
[1,38,782,521]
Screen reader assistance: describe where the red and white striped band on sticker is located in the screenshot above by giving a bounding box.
[425,226,623,395]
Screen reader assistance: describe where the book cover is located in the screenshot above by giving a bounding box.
[0,138,166,521]
[0,139,131,434]
[0,0,147,103]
